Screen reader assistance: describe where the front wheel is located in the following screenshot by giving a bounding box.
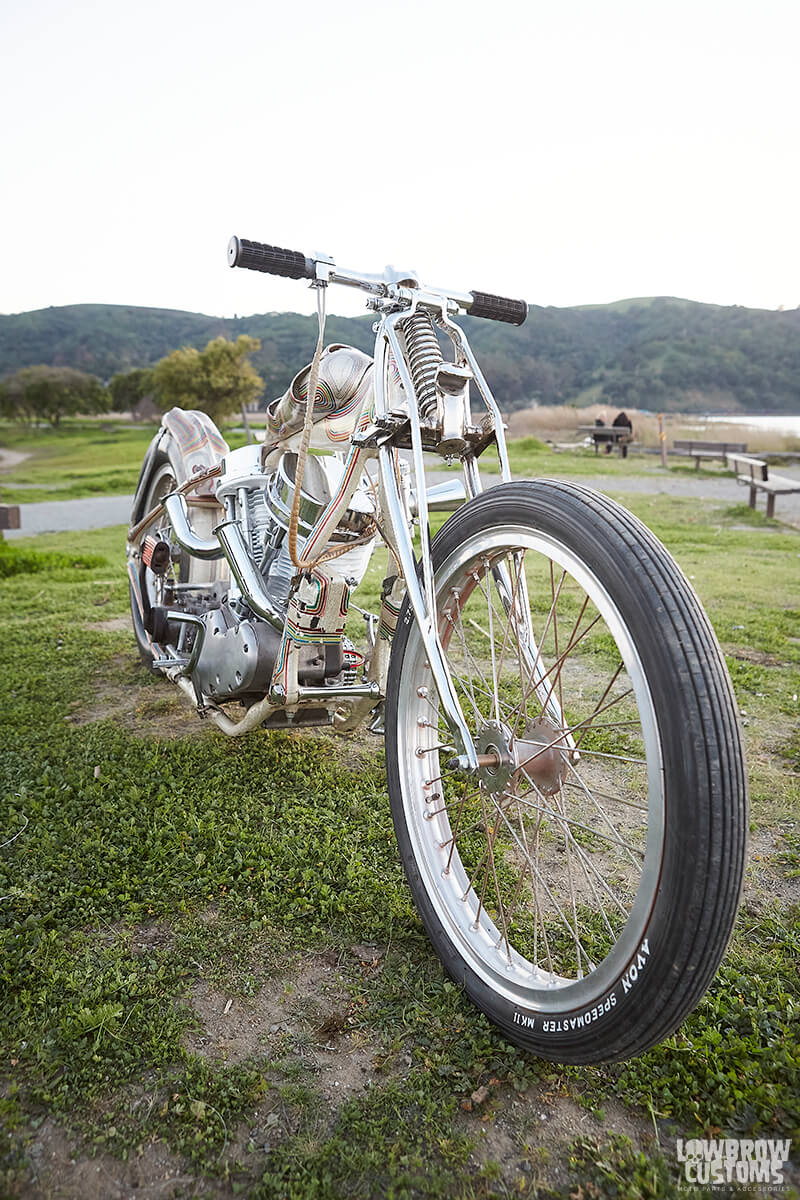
[385,480,747,1063]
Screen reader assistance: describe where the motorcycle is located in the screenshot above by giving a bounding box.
[126,237,747,1064]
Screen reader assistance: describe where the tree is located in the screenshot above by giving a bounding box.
[0,366,109,426]
[109,367,154,415]
[150,336,263,423]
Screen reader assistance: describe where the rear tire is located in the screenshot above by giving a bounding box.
[385,480,747,1063]
[127,448,224,669]
[128,456,181,667]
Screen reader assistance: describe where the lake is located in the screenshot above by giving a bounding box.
[706,414,800,436]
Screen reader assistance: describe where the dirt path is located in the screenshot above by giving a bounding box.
[0,447,30,471]
[528,465,800,524]
[2,494,134,538]
[5,464,800,538]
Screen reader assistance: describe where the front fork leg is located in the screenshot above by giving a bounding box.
[463,457,574,745]
[378,444,478,770]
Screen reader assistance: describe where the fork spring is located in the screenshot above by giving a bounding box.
[402,309,443,422]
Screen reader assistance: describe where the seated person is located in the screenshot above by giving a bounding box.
[612,410,633,457]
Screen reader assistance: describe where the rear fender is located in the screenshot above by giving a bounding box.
[130,428,168,526]
[130,408,230,526]
[161,407,230,492]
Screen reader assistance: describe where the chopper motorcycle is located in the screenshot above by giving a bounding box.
[126,236,747,1063]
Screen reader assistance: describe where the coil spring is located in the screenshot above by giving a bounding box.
[402,309,443,422]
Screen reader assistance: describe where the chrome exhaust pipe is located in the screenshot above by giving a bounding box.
[214,520,285,630]
[174,675,277,736]
[164,493,225,559]
[409,479,466,517]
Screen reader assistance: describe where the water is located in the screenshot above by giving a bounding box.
[705,414,800,437]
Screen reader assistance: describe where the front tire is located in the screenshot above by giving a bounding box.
[385,480,746,1063]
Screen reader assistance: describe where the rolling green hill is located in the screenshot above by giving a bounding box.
[2,296,799,414]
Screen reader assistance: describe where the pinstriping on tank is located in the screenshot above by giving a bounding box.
[300,449,363,560]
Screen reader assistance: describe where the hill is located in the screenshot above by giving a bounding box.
[2,297,799,414]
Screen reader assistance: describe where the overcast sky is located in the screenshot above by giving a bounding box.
[2,0,798,319]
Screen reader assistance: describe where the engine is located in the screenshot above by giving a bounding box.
[187,444,376,703]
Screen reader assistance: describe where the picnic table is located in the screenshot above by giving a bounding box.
[577,425,633,456]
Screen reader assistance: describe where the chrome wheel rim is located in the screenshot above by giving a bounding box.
[397,525,664,1012]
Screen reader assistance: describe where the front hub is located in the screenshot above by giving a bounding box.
[472,715,570,799]
[513,715,570,796]
[475,720,516,795]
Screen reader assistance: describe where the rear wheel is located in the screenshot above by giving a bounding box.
[385,480,747,1063]
[128,457,184,666]
[127,451,224,668]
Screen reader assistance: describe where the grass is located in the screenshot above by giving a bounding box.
[5,415,794,510]
[450,434,769,480]
[0,420,158,502]
[506,402,800,454]
[449,437,663,479]
[1,478,799,1194]
[0,419,251,503]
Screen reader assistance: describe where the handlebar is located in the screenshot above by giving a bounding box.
[227,235,527,326]
[467,291,528,326]
[227,237,315,280]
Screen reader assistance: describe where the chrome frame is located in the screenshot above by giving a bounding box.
[148,253,553,756]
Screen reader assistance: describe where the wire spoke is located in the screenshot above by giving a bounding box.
[513,593,593,737]
[477,787,513,961]
[512,690,636,775]
[536,784,628,927]
[573,662,625,749]
[494,550,527,686]
[487,794,595,975]
[562,780,647,813]
[509,780,646,860]
[406,527,661,988]
[561,758,646,872]
[474,565,501,724]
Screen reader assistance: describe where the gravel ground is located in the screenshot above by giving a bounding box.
[568,468,800,524]
[2,494,135,538]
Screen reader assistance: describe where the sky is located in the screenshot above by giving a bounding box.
[1,0,798,320]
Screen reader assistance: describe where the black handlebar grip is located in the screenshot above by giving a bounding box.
[228,236,314,280]
[468,290,528,325]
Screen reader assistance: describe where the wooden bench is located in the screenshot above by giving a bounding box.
[577,425,633,456]
[728,453,800,518]
[0,486,21,532]
[673,439,748,469]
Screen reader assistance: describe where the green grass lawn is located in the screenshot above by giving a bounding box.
[0,420,253,503]
[1,421,738,508]
[1,494,798,1198]
[435,435,739,483]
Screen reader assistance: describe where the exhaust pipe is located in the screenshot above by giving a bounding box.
[162,495,284,631]
[409,479,466,517]
[164,493,225,559]
[214,520,284,630]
